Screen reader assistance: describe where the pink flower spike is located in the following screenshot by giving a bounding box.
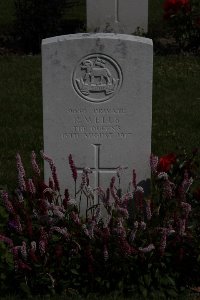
[70,211,81,224]
[31,151,41,176]
[182,170,193,193]
[68,154,78,182]
[150,154,158,173]
[110,177,120,203]
[116,165,128,178]
[18,259,32,271]
[159,228,168,256]
[49,177,55,190]
[1,191,15,214]
[41,151,60,191]
[39,227,48,256]
[95,187,105,201]
[181,202,192,219]
[40,151,54,170]
[27,179,36,194]
[21,241,27,260]
[162,179,175,199]
[52,165,60,192]
[132,169,137,190]
[179,218,186,236]
[16,153,26,177]
[16,153,27,191]
[146,199,152,221]
[139,243,155,253]
[134,186,144,212]
[82,224,90,238]
[110,176,116,189]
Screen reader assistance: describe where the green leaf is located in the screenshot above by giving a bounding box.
[148,263,152,269]
[141,288,147,298]
[0,273,6,280]
[166,288,178,298]
[71,269,79,275]
[143,274,151,287]
[166,275,175,286]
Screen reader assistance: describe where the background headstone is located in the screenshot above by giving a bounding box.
[87,0,148,34]
[42,33,153,198]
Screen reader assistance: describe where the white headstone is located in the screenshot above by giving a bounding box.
[87,0,148,34]
[42,33,153,198]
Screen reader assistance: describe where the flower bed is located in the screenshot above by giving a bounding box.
[0,150,200,298]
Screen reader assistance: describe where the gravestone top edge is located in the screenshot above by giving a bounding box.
[42,33,153,47]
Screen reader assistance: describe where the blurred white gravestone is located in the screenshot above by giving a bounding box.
[87,0,148,34]
[42,33,153,196]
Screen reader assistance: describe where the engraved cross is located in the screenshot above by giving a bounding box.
[115,0,120,23]
[77,144,117,188]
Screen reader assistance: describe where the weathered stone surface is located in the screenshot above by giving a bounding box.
[42,33,153,197]
[87,0,148,34]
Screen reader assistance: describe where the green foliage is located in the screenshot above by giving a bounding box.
[0,241,14,294]
[163,0,200,52]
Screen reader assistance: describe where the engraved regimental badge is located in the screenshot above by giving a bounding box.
[73,54,122,103]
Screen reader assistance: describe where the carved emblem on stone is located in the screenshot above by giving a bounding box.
[73,54,122,103]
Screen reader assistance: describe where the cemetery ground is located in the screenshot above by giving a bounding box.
[1,1,200,299]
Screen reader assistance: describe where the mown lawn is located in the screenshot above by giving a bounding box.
[0,54,200,191]
[0,55,42,190]
[152,55,200,155]
[0,294,198,300]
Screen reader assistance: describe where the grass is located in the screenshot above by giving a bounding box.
[0,294,198,300]
[0,55,42,190]
[0,292,200,300]
[0,54,200,190]
[0,296,140,300]
[152,55,200,155]
[0,0,15,35]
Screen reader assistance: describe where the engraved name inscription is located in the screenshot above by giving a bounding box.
[61,106,132,140]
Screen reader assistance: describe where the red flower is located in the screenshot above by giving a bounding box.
[163,0,191,19]
[158,153,176,172]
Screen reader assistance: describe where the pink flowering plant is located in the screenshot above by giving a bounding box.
[0,149,200,298]
[163,0,200,51]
